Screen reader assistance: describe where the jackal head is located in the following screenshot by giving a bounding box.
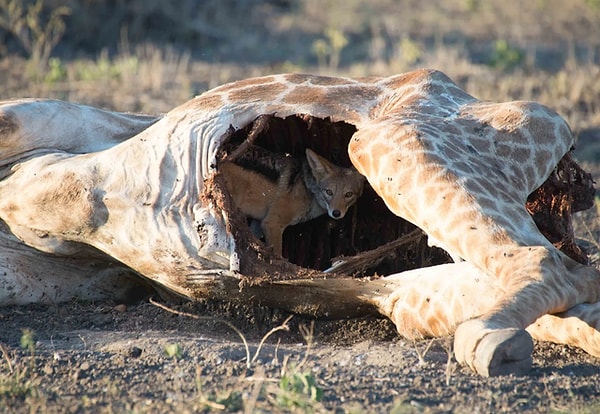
[305,148,365,220]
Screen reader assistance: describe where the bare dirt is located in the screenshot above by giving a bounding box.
[1,296,600,413]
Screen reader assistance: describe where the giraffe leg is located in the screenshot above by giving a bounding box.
[527,302,600,358]
[455,299,600,376]
[375,262,503,339]
[372,256,600,376]
[454,320,533,376]
[453,247,600,376]
[375,262,534,376]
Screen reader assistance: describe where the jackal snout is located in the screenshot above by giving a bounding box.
[305,149,365,220]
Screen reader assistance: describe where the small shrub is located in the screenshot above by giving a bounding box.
[20,329,35,355]
[276,365,323,411]
[0,330,40,401]
[0,0,70,72]
[396,36,422,67]
[311,27,348,70]
[488,39,524,71]
[214,389,244,412]
[164,343,182,359]
[44,57,66,83]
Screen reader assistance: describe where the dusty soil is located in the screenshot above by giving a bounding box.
[1,296,600,413]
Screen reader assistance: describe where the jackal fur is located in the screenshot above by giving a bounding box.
[220,146,365,256]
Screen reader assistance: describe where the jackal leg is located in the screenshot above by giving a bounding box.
[261,199,300,256]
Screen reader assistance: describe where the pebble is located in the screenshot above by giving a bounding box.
[114,304,127,313]
[128,346,143,358]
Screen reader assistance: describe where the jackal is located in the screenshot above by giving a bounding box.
[220,146,365,256]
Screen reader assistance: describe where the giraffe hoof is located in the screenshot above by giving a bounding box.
[454,320,533,377]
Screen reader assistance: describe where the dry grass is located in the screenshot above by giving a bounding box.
[0,0,599,125]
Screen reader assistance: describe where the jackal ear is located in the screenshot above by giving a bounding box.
[356,170,367,184]
[305,148,334,177]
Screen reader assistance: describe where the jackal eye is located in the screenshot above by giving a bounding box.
[325,189,333,196]
[345,191,354,198]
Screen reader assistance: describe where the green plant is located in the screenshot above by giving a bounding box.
[214,389,244,412]
[164,343,183,359]
[275,364,323,411]
[0,0,70,72]
[20,329,35,356]
[311,27,348,70]
[44,57,66,83]
[73,50,138,82]
[464,0,481,12]
[0,369,39,400]
[0,332,41,401]
[191,365,245,412]
[488,39,524,71]
[389,397,422,414]
[396,36,422,68]
[585,0,600,10]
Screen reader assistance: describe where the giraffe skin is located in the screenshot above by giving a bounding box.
[156,69,600,375]
[345,71,600,375]
[0,70,599,377]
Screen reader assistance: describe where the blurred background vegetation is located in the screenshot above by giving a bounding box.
[0,0,599,154]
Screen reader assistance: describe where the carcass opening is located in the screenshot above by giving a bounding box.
[210,114,595,281]
[212,114,450,278]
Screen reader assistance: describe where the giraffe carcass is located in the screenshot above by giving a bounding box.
[0,70,598,377]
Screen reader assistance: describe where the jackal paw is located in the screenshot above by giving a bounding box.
[454,319,533,377]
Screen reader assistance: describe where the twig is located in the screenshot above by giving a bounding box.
[414,338,435,366]
[325,228,424,274]
[150,297,252,367]
[251,315,292,364]
[244,365,266,414]
[200,399,226,410]
[272,338,281,365]
[442,337,456,386]
[0,343,13,373]
[149,298,291,369]
[280,354,291,377]
[297,321,315,370]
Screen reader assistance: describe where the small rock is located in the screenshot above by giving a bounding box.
[114,304,127,313]
[90,313,112,327]
[128,346,143,358]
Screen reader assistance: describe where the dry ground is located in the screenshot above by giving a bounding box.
[2,297,600,413]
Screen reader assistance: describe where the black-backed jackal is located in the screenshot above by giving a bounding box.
[220,146,365,256]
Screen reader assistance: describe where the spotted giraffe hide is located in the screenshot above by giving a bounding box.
[0,70,598,376]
